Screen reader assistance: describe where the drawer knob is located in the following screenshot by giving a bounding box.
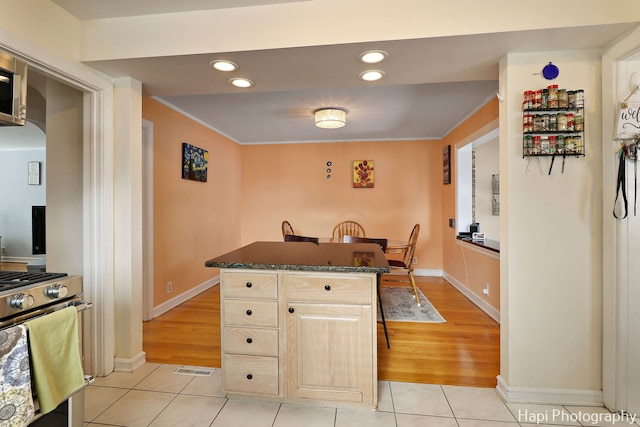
[246,309,252,316]
[288,307,295,313]
[324,285,331,291]
[246,282,252,288]
[246,338,253,344]
[246,374,253,380]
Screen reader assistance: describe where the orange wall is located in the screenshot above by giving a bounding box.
[442,98,499,310]
[143,96,497,309]
[143,97,242,306]
[240,140,444,272]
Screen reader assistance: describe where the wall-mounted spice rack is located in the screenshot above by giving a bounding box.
[522,86,585,158]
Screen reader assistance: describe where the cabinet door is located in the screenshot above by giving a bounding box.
[285,303,374,404]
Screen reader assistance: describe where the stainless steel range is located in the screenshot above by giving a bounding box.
[0,271,84,325]
[0,270,90,426]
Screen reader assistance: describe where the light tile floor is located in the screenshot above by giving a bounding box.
[84,363,640,427]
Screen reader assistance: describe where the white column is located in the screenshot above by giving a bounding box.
[112,77,145,371]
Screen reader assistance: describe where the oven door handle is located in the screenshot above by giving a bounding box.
[0,297,91,330]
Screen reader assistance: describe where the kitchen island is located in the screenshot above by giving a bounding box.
[205,241,389,409]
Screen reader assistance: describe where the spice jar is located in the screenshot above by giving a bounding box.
[547,85,559,108]
[533,115,545,132]
[523,90,534,110]
[532,136,541,154]
[557,112,567,131]
[548,113,557,131]
[524,135,533,155]
[573,135,583,153]
[566,113,575,131]
[556,135,565,153]
[574,112,584,131]
[540,136,550,154]
[558,89,568,108]
[548,135,557,154]
[575,90,584,108]
[568,91,576,108]
[564,136,575,153]
[523,114,533,133]
[541,89,548,109]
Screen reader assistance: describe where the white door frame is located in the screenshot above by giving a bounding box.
[0,29,115,377]
[142,119,154,321]
[602,25,640,415]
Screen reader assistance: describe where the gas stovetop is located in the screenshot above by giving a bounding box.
[0,271,82,319]
[0,271,68,290]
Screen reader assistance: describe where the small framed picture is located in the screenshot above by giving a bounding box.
[443,145,451,185]
[182,143,208,182]
[28,161,41,185]
[353,160,374,188]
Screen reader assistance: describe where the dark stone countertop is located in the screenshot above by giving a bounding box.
[205,241,390,274]
[456,236,500,253]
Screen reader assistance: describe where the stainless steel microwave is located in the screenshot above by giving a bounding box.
[0,50,27,126]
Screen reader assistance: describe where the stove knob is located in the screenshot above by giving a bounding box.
[46,284,69,299]
[11,294,35,310]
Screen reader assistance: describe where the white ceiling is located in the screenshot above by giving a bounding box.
[10,1,640,145]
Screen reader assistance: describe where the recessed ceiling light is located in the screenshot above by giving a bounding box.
[229,78,254,88]
[358,50,388,64]
[360,70,385,82]
[209,60,239,72]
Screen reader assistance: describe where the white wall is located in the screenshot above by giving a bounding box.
[499,50,603,402]
[475,136,500,240]
[45,79,84,275]
[0,122,46,258]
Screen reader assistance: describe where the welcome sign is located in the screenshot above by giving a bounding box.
[616,102,640,139]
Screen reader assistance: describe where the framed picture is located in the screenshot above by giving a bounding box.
[353,160,374,188]
[28,161,41,185]
[182,143,208,182]
[443,145,451,185]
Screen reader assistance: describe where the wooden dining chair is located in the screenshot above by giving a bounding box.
[386,224,421,306]
[284,234,319,244]
[281,220,295,238]
[343,235,390,348]
[332,220,365,241]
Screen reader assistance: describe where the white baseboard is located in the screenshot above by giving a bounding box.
[496,375,604,406]
[443,271,500,323]
[386,268,443,277]
[152,275,220,319]
[114,351,146,373]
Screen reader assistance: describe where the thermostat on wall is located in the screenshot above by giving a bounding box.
[472,232,485,241]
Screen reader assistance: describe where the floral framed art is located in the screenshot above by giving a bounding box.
[182,143,208,182]
[353,160,374,188]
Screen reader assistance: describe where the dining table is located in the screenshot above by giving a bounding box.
[319,237,408,254]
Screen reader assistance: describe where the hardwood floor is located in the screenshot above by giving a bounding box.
[0,262,27,271]
[143,275,500,388]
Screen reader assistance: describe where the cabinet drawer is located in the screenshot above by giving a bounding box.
[222,271,278,300]
[224,299,278,327]
[224,326,279,356]
[286,273,373,304]
[223,354,279,396]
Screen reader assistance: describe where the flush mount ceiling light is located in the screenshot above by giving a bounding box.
[314,108,346,129]
[229,77,254,88]
[210,60,239,72]
[359,70,385,82]
[358,50,388,64]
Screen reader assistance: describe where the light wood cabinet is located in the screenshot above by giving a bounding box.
[221,271,281,397]
[219,269,378,408]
